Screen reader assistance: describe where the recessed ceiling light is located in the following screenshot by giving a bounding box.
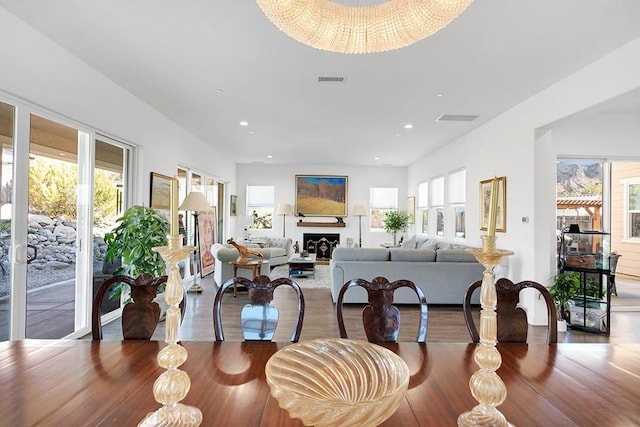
[436,92,444,97]
[404,124,413,129]
[248,131,255,134]
[374,156,380,160]
[266,155,273,159]
[239,121,249,126]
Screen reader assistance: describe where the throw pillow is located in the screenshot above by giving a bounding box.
[401,235,417,249]
[419,239,439,250]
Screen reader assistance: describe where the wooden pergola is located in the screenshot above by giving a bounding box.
[556,196,602,230]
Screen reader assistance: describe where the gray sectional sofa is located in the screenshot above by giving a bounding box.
[211,238,292,286]
[330,237,484,304]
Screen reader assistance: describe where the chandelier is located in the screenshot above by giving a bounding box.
[256,0,473,54]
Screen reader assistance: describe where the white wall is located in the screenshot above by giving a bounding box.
[236,164,407,248]
[408,36,640,323]
[0,8,236,205]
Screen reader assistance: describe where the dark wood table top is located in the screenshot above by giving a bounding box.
[1,340,639,426]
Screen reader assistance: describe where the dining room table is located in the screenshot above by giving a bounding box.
[1,339,639,426]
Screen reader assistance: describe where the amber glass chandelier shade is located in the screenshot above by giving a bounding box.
[257,0,473,54]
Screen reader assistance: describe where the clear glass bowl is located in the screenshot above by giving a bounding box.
[265,338,409,427]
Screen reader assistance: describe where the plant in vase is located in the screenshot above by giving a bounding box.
[549,271,581,330]
[382,210,410,246]
[104,205,170,311]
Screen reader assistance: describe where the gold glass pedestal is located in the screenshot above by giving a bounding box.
[458,236,514,427]
[138,235,202,427]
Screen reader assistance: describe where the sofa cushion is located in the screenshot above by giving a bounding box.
[436,249,477,263]
[390,248,436,262]
[331,247,390,261]
[269,247,287,258]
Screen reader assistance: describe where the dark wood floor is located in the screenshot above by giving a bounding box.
[98,275,640,343]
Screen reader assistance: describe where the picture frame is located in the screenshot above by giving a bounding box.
[295,175,348,217]
[230,194,238,216]
[198,209,216,277]
[407,196,415,224]
[149,172,172,210]
[480,176,507,232]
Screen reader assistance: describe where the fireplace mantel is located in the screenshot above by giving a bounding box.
[297,221,345,228]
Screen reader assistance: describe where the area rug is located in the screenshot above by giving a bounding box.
[269,263,331,289]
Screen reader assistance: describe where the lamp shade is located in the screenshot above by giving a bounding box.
[352,204,367,216]
[276,203,293,216]
[179,191,212,212]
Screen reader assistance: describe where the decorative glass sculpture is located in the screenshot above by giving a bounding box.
[266,338,409,427]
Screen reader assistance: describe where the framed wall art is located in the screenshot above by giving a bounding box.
[295,175,348,217]
[150,172,172,210]
[198,209,216,277]
[407,196,415,224]
[230,194,238,216]
[480,176,507,232]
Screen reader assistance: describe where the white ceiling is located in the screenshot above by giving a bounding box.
[2,0,640,166]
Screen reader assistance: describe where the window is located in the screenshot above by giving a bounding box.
[431,177,444,236]
[370,187,398,230]
[625,179,640,239]
[448,169,466,238]
[246,185,274,229]
[417,181,429,234]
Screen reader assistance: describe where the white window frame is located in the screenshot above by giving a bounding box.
[431,176,444,237]
[246,185,275,229]
[417,181,429,235]
[448,169,466,239]
[370,187,398,231]
[623,177,640,242]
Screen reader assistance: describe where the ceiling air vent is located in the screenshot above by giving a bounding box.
[436,114,479,122]
[318,76,345,83]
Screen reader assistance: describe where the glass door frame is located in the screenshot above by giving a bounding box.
[2,91,135,340]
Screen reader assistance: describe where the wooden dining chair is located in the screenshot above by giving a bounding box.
[463,277,557,344]
[92,273,185,340]
[336,277,428,343]
[213,275,305,342]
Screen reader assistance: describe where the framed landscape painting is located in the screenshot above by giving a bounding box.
[150,172,172,210]
[295,175,348,217]
[480,176,507,232]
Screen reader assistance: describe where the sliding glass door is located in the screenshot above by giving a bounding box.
[0,101,15,341]
[0,95,132,341]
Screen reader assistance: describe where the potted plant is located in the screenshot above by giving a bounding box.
[549,271,581,331]
[104,205,169,305]
[382,210,410,246]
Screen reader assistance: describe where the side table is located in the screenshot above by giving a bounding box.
[229,259,269,297]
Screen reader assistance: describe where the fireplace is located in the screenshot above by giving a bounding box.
[303,233,340,263]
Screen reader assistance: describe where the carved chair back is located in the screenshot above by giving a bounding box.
[92,273,185,340]
[336,277,428,343]
[463,278,557,344]
[213,275,305,342]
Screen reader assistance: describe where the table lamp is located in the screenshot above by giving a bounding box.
[179,191,213,292]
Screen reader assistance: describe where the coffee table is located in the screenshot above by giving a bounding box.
[288,254,316,279]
